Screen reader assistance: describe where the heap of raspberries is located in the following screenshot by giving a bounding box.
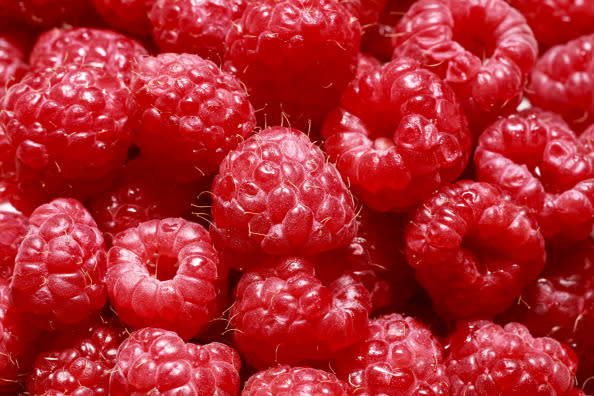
[1,0,594,394]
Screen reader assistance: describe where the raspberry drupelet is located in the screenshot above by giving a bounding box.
[106,217,227,340]
[242,365,350,395]
[322,55,471,213]
[92,0,156,36]
[109,327,241,395]
[211,126,358,256]
[0,210,28,280]
[10,198,107,331]
[392,0,538,133]
[405,180,546,319]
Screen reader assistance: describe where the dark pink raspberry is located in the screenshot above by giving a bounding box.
[405,180,546,319]
[224,0,361,131]
[392,0,538,132]
[527,34,594,132]
[509,0,594,48]
[10,198,107,330]
[26,315,126,396]
[14,0,95,28]
[109,327,241,395]
[130,52,256,183]
[0,210,28,280]
[229,256,371,368]
[106,217,227,340]
[92,0,156,36]
[149,0,246,63]
[29,27,148,85]
[322,55,471,213]
[475,109,594,244]
[446,320,579,396]
[211,126,358,256]
[0,64,133,208]
[242,365,350,395]
[333,313,449,396]
[0,33,28,98]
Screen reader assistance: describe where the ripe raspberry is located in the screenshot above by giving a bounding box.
[149,0,246,63]
[10,198,107,330]
[339,0,386,27]
[392,0,538,132]
[0,210,28,280]
[92,0,156,36]
[527,34,594,132]
[224,0,361,130]
[509,0,594,48]
[107,217,227,340]
[475,109,594,244]
[14,0,95,28]
[446,321,578,395]
[0,64,133,207]
[109,327,241,395]
[29,27,148,85]
[0,34,28,98]
[333,313,449,396]
[26,315,126,396]
[211,126,358,256]
[405,180,546,319]
[242,365,350,395]
[322,55,471,213]
[229,256,371,368]
[129,52,256,183]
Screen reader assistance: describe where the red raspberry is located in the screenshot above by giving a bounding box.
[333,313,449,396]
[10,198,107,330]
[0,64,133,208]
[229,256,371,368]
[0,33,28,98]
[224,0,361,131]
[392,0,538,132]
[322,55,471,213]
[149,0,246,63]
[509,0,594,48]
[340,0,386,27]
[14,0,95,28]
[405,180,546,319]
[109,327,241,395]
[446,320,579,396]
[29,27,148,85]
[92,0,156,36]
[211,126,358,256]
[26,315,126,396]
[106,217,227,340]
[0,210,28,280]
[130,52,256,183]
[527,34,594,133]
[242,365,350,395]
[474,109,594,244]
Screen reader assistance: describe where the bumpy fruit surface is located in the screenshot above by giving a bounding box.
[242,365,350,395]
[0,210,28,280]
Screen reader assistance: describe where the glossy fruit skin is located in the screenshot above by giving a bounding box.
[92,0,156,36]
[109,327,241,396]
[392,0,538,132]
[405,180,546,319]
[10,198,107,331]
[322,55,471,213]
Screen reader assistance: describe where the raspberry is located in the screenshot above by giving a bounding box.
[106,217,227,340]
[109,327,241,395]
[29,27,148,85]
[0,210,28,280]
[333,313,449,396]
[229,256,371,368]
[392,0,538,132]
[527,34,594,133]
[242,365,350,395]
[26,315,126,396]
[0,64,133,208]
[339,0,386,27]
[10,198,107,330]
[0,33,28,98]
[211,126,358,256]
[509,0,594,48]
[322,55,471,213]
[405,180,546,319]
[92,0,156,36]
[446,320,579,395]
[14,0,95,28]
[129,52,256,183]
[149,0,246,63]
[474,109,594,244]
[224,0,361,130]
